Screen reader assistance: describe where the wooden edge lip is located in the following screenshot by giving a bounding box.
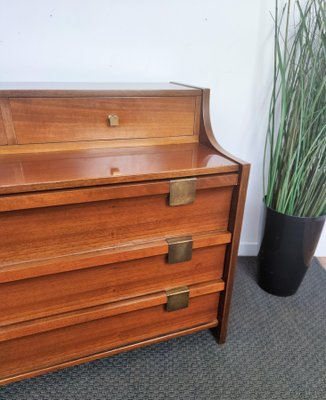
[0,166,239,196]
[0,173,239,211]
[0,136,199,155]
[0,280,224,342]
[0,90,202,98]
[0,230,232,283]
[0,320,218,386]
[170,82,207,91]
[0,82,202,98]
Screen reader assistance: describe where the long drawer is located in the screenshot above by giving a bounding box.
[0,231,230,326]
[0,281,222,385]
[0,175,236,265]
[9,97,198,144]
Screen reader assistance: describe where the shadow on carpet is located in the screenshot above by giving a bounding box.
[1,257,325,400]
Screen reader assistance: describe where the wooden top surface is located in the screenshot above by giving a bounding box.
[0,82,201,98]
[0,143,238,195]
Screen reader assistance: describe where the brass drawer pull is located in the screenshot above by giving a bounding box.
[166,286,190,311]
[108,114,119,127]
[167,236,193,264]
[169,178,197,206]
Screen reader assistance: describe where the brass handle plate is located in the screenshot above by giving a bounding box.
[166,286,190,311]
[169,178,197,206]
[167,236,193,264]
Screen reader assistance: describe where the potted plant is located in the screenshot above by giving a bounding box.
[258,0,326,296]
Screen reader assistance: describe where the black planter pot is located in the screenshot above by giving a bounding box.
[258,206,325,297]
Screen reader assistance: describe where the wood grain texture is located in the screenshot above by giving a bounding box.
[0,281,224,341]
[0,186,234,265]
[0,143,238,194]
[0,105,7,145]
[0,292,220,382]
[0,99,17,145]
[0,136,199,154]
[0,321,218,386]
[0,174,238,212]
[0,83,250,385]
[0,245,226,326]
[10,97,198,144]
[0,230,232,283]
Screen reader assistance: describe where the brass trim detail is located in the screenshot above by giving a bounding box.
[169,177,197,206]
[108,114,119,127]
[166,286,190,311]
[167,236,193,264]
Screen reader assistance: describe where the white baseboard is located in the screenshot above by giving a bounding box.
[238,242,259,256]
[238,241,325,257]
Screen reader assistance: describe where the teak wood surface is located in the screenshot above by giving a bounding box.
[10,97,198,144]
[0,230,232,283]
[0,147,238,195]
[0,82,250,385]
[0,244,227,326]
[0,185,233,265]
[0,280,225,342]
[1,291,220,383]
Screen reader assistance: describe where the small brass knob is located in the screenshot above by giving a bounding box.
[108,114,119,127]
[110,167,121,176]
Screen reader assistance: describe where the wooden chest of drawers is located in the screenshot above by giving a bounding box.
[0,82,249,385]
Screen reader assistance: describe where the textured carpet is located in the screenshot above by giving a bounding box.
[1,257,325,400]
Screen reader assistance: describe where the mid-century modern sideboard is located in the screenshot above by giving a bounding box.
[0,82,250,385]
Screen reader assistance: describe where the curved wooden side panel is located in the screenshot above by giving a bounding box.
[171,83,249,166]
[197,87,251,343]
[199,88,248,165]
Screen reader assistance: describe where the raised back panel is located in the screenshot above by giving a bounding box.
[0,83,203,153]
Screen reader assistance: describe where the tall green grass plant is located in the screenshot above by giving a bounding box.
[264,0,326,217]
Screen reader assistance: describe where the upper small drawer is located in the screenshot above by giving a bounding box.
[9,97,198,144]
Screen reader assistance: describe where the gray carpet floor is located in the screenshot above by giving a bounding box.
[1,257,325,400]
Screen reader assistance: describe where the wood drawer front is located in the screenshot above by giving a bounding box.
[0,244,226,326]
[9,97,198,144]
[0,185,234,265]
[0,291,219,382]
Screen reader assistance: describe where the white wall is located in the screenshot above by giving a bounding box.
[0,0,324,256]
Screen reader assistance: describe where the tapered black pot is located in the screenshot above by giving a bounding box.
[258,206,325,297]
